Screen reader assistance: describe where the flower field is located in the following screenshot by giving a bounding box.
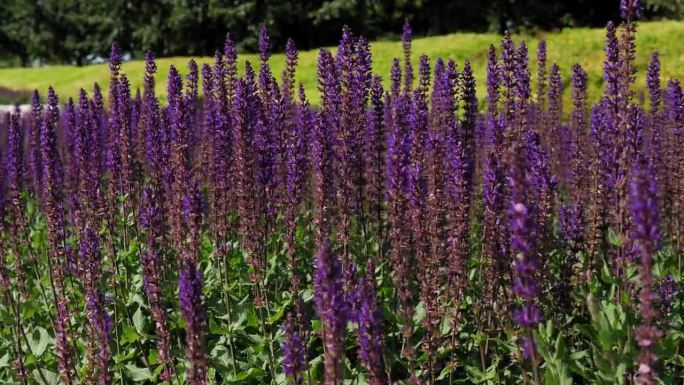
[0,1,682,384]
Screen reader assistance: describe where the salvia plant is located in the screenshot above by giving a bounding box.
[0,1,683,384]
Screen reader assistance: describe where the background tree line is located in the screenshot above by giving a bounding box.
[0,0,680,67]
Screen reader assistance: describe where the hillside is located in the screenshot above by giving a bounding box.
[1,20,683,105]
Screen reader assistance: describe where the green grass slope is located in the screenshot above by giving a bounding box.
[0,20,683,105]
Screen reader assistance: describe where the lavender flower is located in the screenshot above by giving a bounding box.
[366,76,386,241]
[166,63,208,385]
[586,103,613,260]
[536,40,547,106]
[232,78,262,282]
[91,83,107,180]
[335,25,369,270]
[285,85,310,292]
[486,45,500,116]
[446,131,470,330]
[282,313,307,385]
[646,53,662,166]
[108,43,122,142]
[259,25,271,62]
[63,98,78,196]
[402,19,413,92]
[283,38,299,98]
[313,49,339,246]
[559,202,584,251]
[604,22,620,110]
[5,113,22,194]
[513,42,531,141]
[142,51,164,184]
[224,33,238,99]
[38,88,77,385]
[630,156,662,385]
[179,260,207,385]
[621,0,641,20]
[658,275,677,322]
[6,111,27,294]
[140,187,174,381]
[646,53,661,116]
[500,32,516,121]
[385,92,416,357]
[665,80,683,251]
[75,89,102,223]
[509,143,541,362]
[80,228,111,385]
[461,61,477,187]
[527,131,556,265]
[28,90,43,197]
[570,64,589,202]
[547,63,563,178]
[482,115,508,312]
[390,58,402,98]
[357,261,386,385]
[208,54,232,243]
[314,239,347,385]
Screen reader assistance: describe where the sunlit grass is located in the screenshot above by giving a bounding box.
[1,20,682,106]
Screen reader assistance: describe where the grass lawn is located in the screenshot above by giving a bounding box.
[0,20,683,106]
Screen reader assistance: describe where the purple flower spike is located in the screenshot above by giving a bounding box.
[282,313,307,385]
[621,0,642,20]
[646,53,662,164]
[390,58,402,97]
[630,156,662,385]
[40,87,77,385]
[646,53,661,114]
[140,187,174,381]
[509,142,542,364]
[314,239,347,385]
[536,40,547,105]
[521,336,538,360]
[179,261,207,384]
[486,45,500,114]
[6,110,28,298]
[604,22,620,108]
[80,228,111,385]
[259,25,270,62]
[357,261,386,385]
[283,38,298,96]
[109,42,121,75]
[144,50,157,93]
[402,19,413,92]
[28,90,44,197]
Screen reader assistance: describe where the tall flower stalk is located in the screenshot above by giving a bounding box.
[314,239,347,385]
[41,88,76,385]
[508,142,542,383]
[630,156,662,385]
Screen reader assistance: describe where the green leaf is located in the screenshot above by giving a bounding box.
[267,300,289,325]
[125,364,151,382]
[600,262,614,284]
[413,301,426,324]
[0,353,9,368]
[133,307,144,334]
[114,348,137,364]
[32,368,58,385]
[121,324,140,344]
[607,228,621,247]
[147,350,158,366]
[29,327,50,357]
[209,319,231,335]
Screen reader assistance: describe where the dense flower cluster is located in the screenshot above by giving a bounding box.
[0,1,681,384]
